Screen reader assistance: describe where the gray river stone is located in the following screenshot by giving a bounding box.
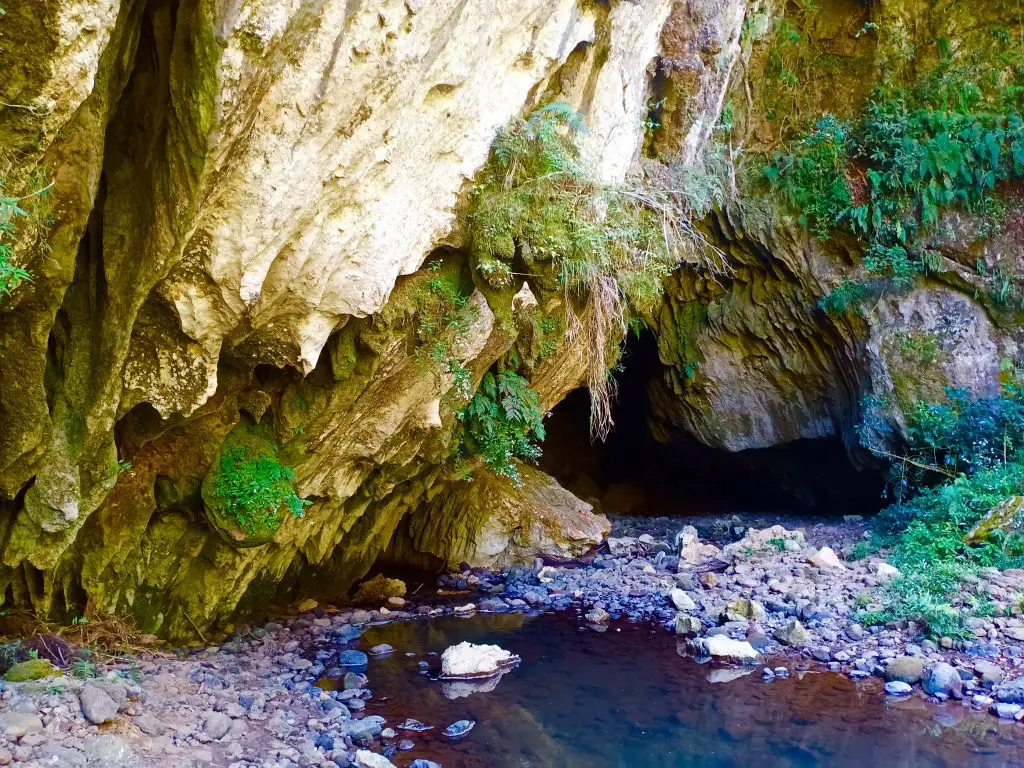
[80,685,120,725]
[923,663,963,698]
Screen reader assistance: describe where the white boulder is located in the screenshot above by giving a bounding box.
[440,642,520,679]
[355,751,397,768]
[870,561,901,580]
[670,588,697,611]
[689,635,761,664]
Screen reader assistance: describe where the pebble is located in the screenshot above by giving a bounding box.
[203,711,232,740]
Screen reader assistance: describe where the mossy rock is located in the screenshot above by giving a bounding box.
[5,659,58,682]
[352,574,407,604]
[967,496,1024,545]
[201,423,305,548]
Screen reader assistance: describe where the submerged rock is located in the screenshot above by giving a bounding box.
[586,607,611,624]
[398,718,434,732]
[443,719,476,739]
[440,642,520,679]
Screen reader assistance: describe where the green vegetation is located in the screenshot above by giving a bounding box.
[70,657,98,679]
[410,260,478,399]
[212,427,310,536]
[846,537,878,562]
[767,55,1024,311]
[0,179,51,302]
[455,366,546,485]
[468,102,726,436]
[533,312,563,362]
[859,382,1024,637]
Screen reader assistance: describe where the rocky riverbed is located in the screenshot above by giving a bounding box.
[4,514,1024,767]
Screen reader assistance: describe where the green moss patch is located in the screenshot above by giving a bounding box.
[203,424,309,544]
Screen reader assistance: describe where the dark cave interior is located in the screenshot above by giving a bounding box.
[540,331,887,519]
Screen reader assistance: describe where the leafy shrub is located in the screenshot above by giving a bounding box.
[213,437,309,536]
[817,277,868,315]
[71,657,98,679]
[902,385,1024,478]
[469,102,727,437]
[861,380,1024,637]
[456,367,546,484]
[769,55,1024,306]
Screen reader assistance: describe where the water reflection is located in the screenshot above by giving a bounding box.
[442,671,511,700]
[349,614,1024,767]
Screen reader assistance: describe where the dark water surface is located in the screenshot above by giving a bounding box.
[354,613,1024,768]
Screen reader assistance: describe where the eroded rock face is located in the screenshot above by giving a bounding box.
[0,0,666,639]
[0,0,1021,641]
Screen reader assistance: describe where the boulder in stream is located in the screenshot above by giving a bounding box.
[440,641,520,679]
[688,635,761,664]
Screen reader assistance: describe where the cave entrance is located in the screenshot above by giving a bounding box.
[540,331,886,519]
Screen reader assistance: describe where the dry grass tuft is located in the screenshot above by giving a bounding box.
[0,611,164,662]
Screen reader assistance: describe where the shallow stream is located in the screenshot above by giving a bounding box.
[352,613,1024,768]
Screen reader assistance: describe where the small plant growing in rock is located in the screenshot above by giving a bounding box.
[0,177,52,303]
[213,441,310,536]
[71,657,98,679]
[410,260,479,400]
[455,366,546,485]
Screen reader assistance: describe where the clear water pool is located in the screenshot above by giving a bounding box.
[350,613,1024,768]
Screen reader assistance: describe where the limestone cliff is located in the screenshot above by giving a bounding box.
[0,0,1020,640]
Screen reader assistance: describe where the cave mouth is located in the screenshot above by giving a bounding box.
[540,331,887,519]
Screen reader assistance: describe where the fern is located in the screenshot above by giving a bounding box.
[0,182,46,301]
[456,368,546,484]
[768,53,1024,308]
